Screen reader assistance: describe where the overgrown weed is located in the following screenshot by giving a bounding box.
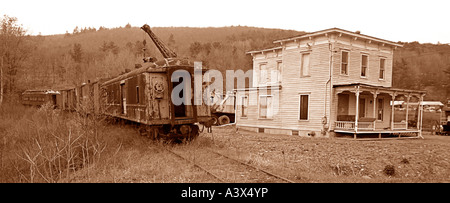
[0,102,108,182]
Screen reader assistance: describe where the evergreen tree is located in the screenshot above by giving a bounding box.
[168,33,176,47]
[70,43,83,63]
[392,58,417,90]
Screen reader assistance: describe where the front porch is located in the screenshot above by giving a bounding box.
[332,83,426,139]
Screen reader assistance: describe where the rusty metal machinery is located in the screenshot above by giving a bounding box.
[140,24,177,59]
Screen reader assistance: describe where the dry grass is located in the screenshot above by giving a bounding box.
[1,103,449,183]
[0,103,216,183]
[0,103,109,182]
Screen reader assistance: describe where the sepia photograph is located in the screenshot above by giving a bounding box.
[1,0,449,194]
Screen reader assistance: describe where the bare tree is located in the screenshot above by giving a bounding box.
[0,15,28,105]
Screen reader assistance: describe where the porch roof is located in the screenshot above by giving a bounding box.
[333,83,426,96]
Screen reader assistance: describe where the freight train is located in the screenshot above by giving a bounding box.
[21,24,213,141]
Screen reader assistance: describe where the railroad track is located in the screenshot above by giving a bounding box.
[165,147,295,183]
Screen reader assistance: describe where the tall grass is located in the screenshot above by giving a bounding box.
[0,103,107,182]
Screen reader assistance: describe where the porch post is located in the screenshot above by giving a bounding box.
[405,94,410,129]
[417,99,421,130]
[418,94,424,138]
[354,86,360,138]
[390,92,396,130]
[372,90,378,130]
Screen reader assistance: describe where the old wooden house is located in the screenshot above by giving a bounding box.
[235,28,426,138]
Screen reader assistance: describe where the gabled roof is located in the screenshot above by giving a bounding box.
[273,27,403,47]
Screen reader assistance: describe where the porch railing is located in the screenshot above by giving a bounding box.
[358,122,375,130]
[334,121,375,131]
[393,121,407,130]
[335,121,355,130]
[335,120,413,131]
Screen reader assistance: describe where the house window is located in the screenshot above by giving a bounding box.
[301,53,310,77]
[299,94,309,120]
[361,54,368,78]
[379,58,386,80]
[377,98,384,121]
[276,60,282,83]
[259,95,273,119]
[241,96,248,117]
[259,63,268,84]
[341,51,349,75]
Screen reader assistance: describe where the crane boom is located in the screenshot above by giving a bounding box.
[140,24,177,59]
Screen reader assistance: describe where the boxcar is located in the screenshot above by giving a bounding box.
[59,87,77,111]
[21,90,60,107]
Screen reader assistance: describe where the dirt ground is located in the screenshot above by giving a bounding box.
[64,124,450,183]
[203,125,450,183]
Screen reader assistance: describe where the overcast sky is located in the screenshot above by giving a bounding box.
[2,0,449,44]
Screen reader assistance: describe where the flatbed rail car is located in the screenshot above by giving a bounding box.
[21,89,60,108]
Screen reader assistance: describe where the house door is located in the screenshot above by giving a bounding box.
[120,83,126,114]
[359,98,366,118]
[338,94,349,115]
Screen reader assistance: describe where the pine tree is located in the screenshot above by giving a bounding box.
[70,43,83,63]
[168,33,176,47]
[393,58,417,90]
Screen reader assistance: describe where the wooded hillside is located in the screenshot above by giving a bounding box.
[1,22,303,101]
[1,16,449,103]
[393,42,450,102]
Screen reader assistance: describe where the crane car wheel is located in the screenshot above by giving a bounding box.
[218,115,230,125]
[211,115,219,126]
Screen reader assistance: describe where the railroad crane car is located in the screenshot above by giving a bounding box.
[58,24,212,141]
[99,24,212,140]
[101,58,211,140]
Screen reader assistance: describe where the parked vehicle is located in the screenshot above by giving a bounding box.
[210,91,236,125]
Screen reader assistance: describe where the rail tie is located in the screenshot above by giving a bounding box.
[164,147,225,182]
[163,145,296,183]
[207,149,295,183]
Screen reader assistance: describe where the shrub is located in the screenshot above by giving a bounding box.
[383,165,396,176]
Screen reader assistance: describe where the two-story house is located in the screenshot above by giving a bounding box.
[235,28,426,138]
